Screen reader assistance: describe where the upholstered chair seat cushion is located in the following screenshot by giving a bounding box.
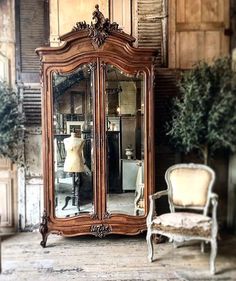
[153,212,212,237]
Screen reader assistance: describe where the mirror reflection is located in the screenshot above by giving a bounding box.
[105,65,145,216]
[52,65,94,218]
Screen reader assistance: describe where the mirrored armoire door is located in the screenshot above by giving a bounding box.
[52,63,96,219]
[102,64,145,218]
[36,5,156,247]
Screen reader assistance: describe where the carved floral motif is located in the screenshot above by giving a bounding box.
[90,224,112,238]
[72,4,121,47]
[103,212,111,219]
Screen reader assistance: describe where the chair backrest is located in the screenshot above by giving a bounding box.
[165,163,215,215]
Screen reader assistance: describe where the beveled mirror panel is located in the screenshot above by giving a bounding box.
[105,65,145,216]
[52,65,94,218]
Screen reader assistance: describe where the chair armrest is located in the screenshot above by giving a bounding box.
[149,190,168,200]
[210,192,218,202]
[146,190,168,227]
[210,192,218,237]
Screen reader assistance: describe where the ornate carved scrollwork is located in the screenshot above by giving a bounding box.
[100,62,107,69]
[39,210,49,248]
[90,224,112,238]
[72,4,121,47]
[103,212,111,219]
[90,213,99,220]
[88,62,97,71]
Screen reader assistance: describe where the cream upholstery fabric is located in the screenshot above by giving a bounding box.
[170,168,211,207]
[153,212,211,230]
[147,164,217,274]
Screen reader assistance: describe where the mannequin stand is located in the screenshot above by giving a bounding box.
[62,173,81,211]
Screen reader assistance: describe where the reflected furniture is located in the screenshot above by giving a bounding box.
[122,160,142,191]
[146,163,218,274]
[36,5,157,247]
[134,161,144,215]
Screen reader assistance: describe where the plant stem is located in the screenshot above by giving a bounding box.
[202,145,208,165]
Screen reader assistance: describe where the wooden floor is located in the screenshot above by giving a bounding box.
[0,231,236,281]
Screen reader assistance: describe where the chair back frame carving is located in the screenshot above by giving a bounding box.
[146,163,218,274]
[165,163,215,216]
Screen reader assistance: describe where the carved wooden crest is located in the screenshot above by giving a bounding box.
[90,224,112,238]
[72,4,121,47]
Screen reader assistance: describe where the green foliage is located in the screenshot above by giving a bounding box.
[0,80,24,164]
[166,57,236,163]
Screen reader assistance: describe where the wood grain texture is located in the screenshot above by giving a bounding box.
[168,0,230,68]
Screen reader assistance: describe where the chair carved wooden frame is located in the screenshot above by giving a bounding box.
[146,163,218,274]
[134,161,144,215]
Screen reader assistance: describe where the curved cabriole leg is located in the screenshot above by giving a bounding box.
[210,239,217,274]
[39,210,49,248]
[40,233,49,248]
[173,241,178,248]
[201,241,205,253]
[62,195,71,210]
[146,230,153,262]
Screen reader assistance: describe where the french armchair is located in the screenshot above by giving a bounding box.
[146,163,218,274]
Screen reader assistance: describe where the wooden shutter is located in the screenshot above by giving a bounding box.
[136,0,167,65]
[154,68,180,145]
[168,0,230,68]
[16,0,49,83]
[15,0,48,125]
[23,89,41,126]
[20,0,44,73]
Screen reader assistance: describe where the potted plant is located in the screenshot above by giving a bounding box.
[0,81,24,164]
[166,57,236,165]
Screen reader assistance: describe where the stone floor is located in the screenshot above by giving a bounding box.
[0,231,236,281]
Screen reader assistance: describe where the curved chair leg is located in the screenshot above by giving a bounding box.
[173,241,179,248]
[146,230,153,262]
[210,238,217,274]
[201,241,205,253]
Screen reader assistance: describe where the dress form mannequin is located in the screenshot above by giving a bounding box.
[62,132,85,211]
[64,132,85,173]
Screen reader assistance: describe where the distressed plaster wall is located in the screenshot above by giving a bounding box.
[0,0,18,233]
[22,127,43,230]
[0,0,15,86]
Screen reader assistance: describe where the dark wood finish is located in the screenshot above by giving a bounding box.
[107,131,121,193]
[36,5,157,246]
